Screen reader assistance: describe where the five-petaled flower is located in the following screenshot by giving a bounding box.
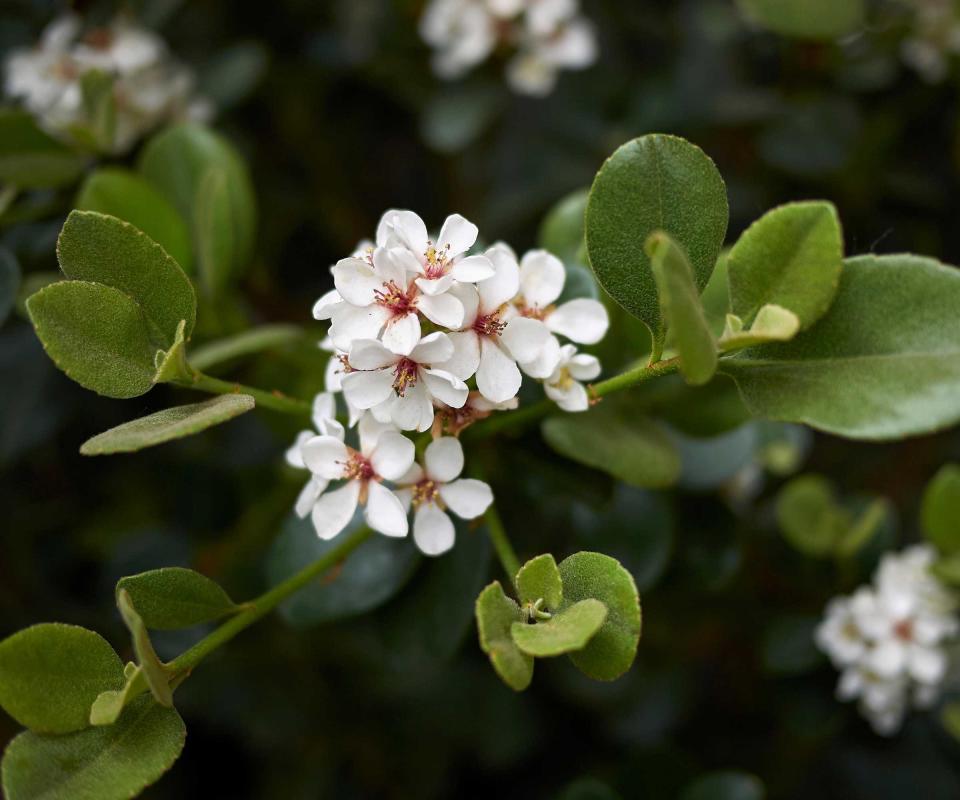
[543,344,601,412]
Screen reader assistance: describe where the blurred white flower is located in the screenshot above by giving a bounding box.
[285,393,345,519]
[900,0,960,82]
[543,343,600,412]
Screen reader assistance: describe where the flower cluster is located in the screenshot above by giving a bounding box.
[816,545,959,735]
[420,0,597,96]
[4,14,208,153]
[900,0,960,82]
[287,208,608,553]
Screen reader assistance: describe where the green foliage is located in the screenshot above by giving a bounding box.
[941,703,960,743]
[727,201,842,330]
[75,168,194,272]
[511,599,607,657]
[558,552,642,681]
[188,324,303,370]
[719,305,800,351]
[139,123,256,295]
[921,465,960,555]
[736,0,865,40]
[0,246,20,326]
[475,581,534,691]
[115,568,241,630]
[77,70,117,152]
[515,553,563,609]
[26,281,158,398]
[585,134,728,338]
[645,231,717,384]
[89,667,148,727]
[681,771,766,800]
[724,255,960,440]
[539,188,589,266]
[1,696,186,800]
[117,590,173,707]
[0,109,86,188]
[80,395,255,455]
[542,399,680,488]
[0,624,124,734]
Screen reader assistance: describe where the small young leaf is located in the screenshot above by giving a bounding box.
[75,168,193,273]
[0,624,124,734]
[80,395,255,456]
[921,465,960,555]
[719,305,800,351]
[115,567,241,630]
[152,319,189,383]
[475,581,534,691]
[1,696,185,800]
[681,770,765,800]
[645,231,717,384]
[775,475,847,557]
[586,134,728,336]
[511,599,607,657]
[89,667,148,727]
[557,552,642,681]
[836,499,888,558]
[728,201,843,330]
[0,109,86,188]
[736,0,865,40]
[117,590,173,707]
[26,281,157,399]
[57,210,196,345]
[0,247,20,326]
[515,554,563,610]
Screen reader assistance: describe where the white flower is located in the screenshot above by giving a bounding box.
[543,344,600,412]
[301,416,414,540]
[420,0,497,79]
[285,393,345,519]
[442,244,554,402]
[340,333,468,432]
[394,437,493,555]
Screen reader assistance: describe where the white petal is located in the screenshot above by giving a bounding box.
[301,435,349,479]
[397,463,425,486]
[413,504,456,555]
[424,436,464,482]
[450,254,496,283]
[358,413,397,454]
[391,382,435,432]
[341,369,395,410]
[377,209,429,254]
[410,331,454,365]
[393,487,414,513]
[908,646,947,684]
[415,274,456,296]
[520,333,562,379]
[312,288,342,320]
[285,430,313,469]
[422,369,469,408]
[311,392,337,430]
[439,478,493,519]
[294,476,327,518]
[370,430,416,480]
[867,641,908,679]
[364,482,409,537]
[332,257,381,306]
[440,330,481,380]
[547,298,610,345]
[448,282,480,327]
[348,338,397,370]
[500,317,552,364]
[438,213,479,257]
[372,246,412,287]
[545,380,589,412]
[311,481,361,540]
[329,303,390,351]
[519,250,565,308]
[478,245,521,312]
[568,352,602,381]
[382,313,422,356]
[417,291,464,330]
[476,339,521,403]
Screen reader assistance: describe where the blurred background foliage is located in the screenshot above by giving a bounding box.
[3,0,960,797]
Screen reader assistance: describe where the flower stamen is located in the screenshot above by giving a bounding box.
[374,280,416,317]
[393,358,420,396]
[473,310,506,338]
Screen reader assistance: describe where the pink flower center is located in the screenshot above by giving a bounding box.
[83,28,114,49]
[374,280,416,318]
[894,619,914,641]
[423,242,451,279]
[342,451,376,482]
[392,358,420,396]
[412,478,440,507]
[473,311,506,338]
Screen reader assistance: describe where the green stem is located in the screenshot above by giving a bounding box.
[177,369,311,418]
[484,504,521,585]
[170,526,374,674]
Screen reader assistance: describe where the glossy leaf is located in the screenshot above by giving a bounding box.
[728,201,842,330]
[724,255,960,440]
[26,281,157,399]
[80,395,255,456]
[1,696,185,800]
[75,168,193,273]
[737,0,865,40]
[681,770,765,800]
[775,475,846,557]
[646,231,717,385]
[586,134,728,336]
[117,590,173,706]
[0,247,20,326]
[115,568,241,630]
[475,581,534,691]
[0,624,124,734]
[921,464,960,555]
[515,554,563,610]
[0,109,86,188]
[511,599,607,657]
[57,210,196,345]
[557,552,642,681]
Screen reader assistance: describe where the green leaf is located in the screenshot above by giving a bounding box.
[736,0,865,40]
[539,188,589,266]
[515,554,563,610]
[188,323,303,371]
[1,695,185,800]
[116,590,173,707]
[723,255,960,440]
[728,201,843,330]
[78,70,116,153]
[681,771,765,800]
[719,305,800,351]
[139,124,256,294]
[922,465,960,555]
[585,134,728,337]
[57,210,196,345]
[80,395,255,456]
[511,599,607,657]
[775,474,847,557]
[932,553,960,586]
[836,499,888,558]
[26,281,157,399]
[557,552,642,681]
[542,399,681,488]
[89,667,147,727]
[0,624,124,734]
[0,247,20,326]
[475,581,534,691]
[0,109,86,188]
[75,168,193,273]
[115,568,241,630]
[645,231,717,385]
[152,319,189,383]
[941,702,960,743]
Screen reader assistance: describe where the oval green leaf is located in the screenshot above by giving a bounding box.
[475,581,534,691]
[0,109,86,188]
[736,0,865,40]
[515,554,563,610]
[557,552,642,681]
[26,281,157,399]
[2,696,185,800]
[0,624,124,734]
[511,599,607,658]
[586,134,728,336]
[922,464,960,555]
[115,567,241,630]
